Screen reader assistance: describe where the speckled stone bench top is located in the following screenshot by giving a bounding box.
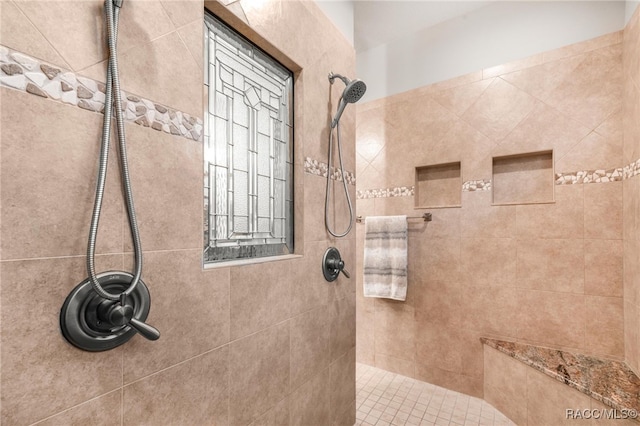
[481,338,640,415]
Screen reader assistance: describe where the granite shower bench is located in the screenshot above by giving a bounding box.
[481,338,640,425]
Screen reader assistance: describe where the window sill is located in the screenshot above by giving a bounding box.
[203,253,302,269]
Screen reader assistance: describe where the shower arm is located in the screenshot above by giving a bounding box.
[329,72,351,86]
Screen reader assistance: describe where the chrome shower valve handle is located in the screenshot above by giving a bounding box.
[325,257,350,278]
[128,317,161,341]
[100,293,160,341]
[98,292,160,340]
[99,296,134,326]
[104,302,160,341]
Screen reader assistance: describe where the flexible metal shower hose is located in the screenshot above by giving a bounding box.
[87,0,143,301]
[325,121,354,238]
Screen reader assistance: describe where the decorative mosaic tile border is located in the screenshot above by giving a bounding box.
[5,45,640,190]
[0,45,203,142]
[555,159,640,184]
[356,186,414,199]
[304,157,356,185]
[358,160,640,199]
[357,180,492,199]
[462,179,492,192]
[555,168,624,184]
[624,158,640,179]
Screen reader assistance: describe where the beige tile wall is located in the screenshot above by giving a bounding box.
[356,27,631,397]
[0,0,356,424]
[624,6,640,376]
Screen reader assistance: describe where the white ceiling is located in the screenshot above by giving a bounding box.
[315,0,634,99]
[353,1,494,51]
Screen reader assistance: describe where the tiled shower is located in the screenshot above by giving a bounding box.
[354,5,640,424]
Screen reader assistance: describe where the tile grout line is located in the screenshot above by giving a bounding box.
[0,248,203,264]
[28,389,122,426]
[11,1,73,71]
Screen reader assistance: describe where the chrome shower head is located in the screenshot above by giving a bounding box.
[329,72,367,128]
[342,79,367,103]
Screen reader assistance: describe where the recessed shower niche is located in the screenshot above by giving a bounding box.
[492,150,554,205]
[414,162,462,208]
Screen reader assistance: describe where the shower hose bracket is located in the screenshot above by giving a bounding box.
[60,271,158,351]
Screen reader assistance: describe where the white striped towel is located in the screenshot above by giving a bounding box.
[363,215,408,301]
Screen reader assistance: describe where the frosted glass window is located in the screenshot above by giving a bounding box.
[203,13,294,264]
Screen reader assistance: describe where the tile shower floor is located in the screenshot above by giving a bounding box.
[355,363,515,426]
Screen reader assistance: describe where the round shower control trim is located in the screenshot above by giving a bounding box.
[60,271,154,351]
[322,247,350,282]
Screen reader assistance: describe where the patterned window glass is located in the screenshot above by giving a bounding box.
[203,13,294,263]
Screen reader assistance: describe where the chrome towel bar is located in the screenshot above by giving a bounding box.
[355,213,432,223]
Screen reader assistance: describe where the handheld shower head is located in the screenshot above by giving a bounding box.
[329,72,367,128]
[342,79,367,103]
